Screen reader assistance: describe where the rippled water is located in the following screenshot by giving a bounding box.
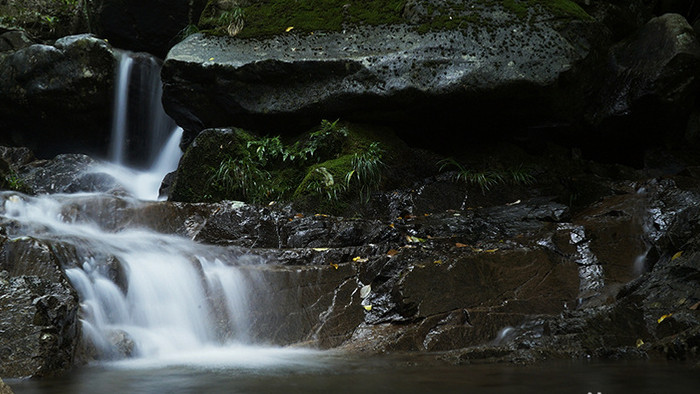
[8,354,700,394]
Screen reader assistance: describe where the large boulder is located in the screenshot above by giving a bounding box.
[590,13,700,150]
[162,0,601,145]
[94,0,208,58]
[0,34,117,159]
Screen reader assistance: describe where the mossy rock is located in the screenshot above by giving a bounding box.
[169,121,410,215]
[169,128,255,202]
[196,0,591,38]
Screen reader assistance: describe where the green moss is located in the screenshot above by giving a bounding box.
[200,0,406,38]
[171,120,404,214]
[502,0,591,21]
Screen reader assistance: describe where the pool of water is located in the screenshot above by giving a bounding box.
[7,347,700,394]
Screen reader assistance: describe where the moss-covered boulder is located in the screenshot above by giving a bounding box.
[168,121,413,215]
[163,0,602,144]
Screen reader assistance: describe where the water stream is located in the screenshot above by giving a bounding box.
[4,49,700,394]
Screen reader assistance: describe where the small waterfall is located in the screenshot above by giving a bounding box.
[109,55,133,164]
[1,193,256,361]
[99,51,184,201]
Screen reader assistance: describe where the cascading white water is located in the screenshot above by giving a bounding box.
[98,51,184,201]
[0,193,255,361]
[109,55,133,164]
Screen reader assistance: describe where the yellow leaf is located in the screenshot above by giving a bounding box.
[485,248,499,253]
[285,26,294,32]
[672,251,683,260]
[455,243,468,248]
[208,57,214,61]
[433,260,443,265]
[363,305,372,311]
[313,248,329,251]
[353,256,368,263]
[406,235,426,243]
[471,248,483,252]
[636,338,644,348]
[657,313,673,323]
[330,263,338,269]
[389,223,395,228]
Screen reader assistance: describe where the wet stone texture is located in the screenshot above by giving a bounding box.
[0,236,80,378]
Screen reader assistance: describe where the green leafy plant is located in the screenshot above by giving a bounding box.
[345,142,385,202]
[178,23,200,40]
[2,171,28,193]
[438,158,534,193]
[209,156,273,203]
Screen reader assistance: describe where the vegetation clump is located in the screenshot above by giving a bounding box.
[191,0,591,39]
[438,157,535,193]
[172,120,393,214]
[0,0,92,39]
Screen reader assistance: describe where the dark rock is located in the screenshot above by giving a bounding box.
[0,236,80,378]
[0,30,34,53]
[162,5,601,143]
[95,0,208,58]
[591,14,700,149]
[0,34,116,159]
[17,154,120,195]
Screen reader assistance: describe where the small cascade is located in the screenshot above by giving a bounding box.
[0,193,256,360]
[109,55,133,164]
[99,51,184,201]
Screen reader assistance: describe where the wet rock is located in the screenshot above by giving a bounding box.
[95,0,207,58]
[0,34,116,159]
[0,236,80,378]
[162,5,600,142]
[17,154,120,195]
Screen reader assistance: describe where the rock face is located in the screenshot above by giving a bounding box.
[592,13,700,148]
[95,0,208,58]
[0,34,116,159]
[0,236,81,378]
[162,2,600,143]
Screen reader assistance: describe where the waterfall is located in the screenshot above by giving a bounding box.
[0,193,257,361]
[98,51,184,201]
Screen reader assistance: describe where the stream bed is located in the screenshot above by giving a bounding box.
[8,351,699,394]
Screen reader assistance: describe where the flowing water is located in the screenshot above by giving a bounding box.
[3,51,700,394]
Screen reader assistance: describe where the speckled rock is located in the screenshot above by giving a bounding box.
[162,2,600,142]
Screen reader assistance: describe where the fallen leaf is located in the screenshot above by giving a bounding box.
[433,260,443,265]
[208,57,214,61]
[485,248,499,253]
[285,26,294,32]
[353,256,368,263]
[406,235,426,243]
[294,213,304,218]
[672,251,683,260]
[657,313,673,324]
[312,248,329,252]
[397,216,403,220]
[363,305,372,311]
[360,285,371,298]
[387,249,399,256]
[689,301,700,310]
[636,338,644,348]
[471,248,483,252]
[506,199,521,206]
[389,223,395,228]
[455,243,468,248]
[330,263,338,269]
